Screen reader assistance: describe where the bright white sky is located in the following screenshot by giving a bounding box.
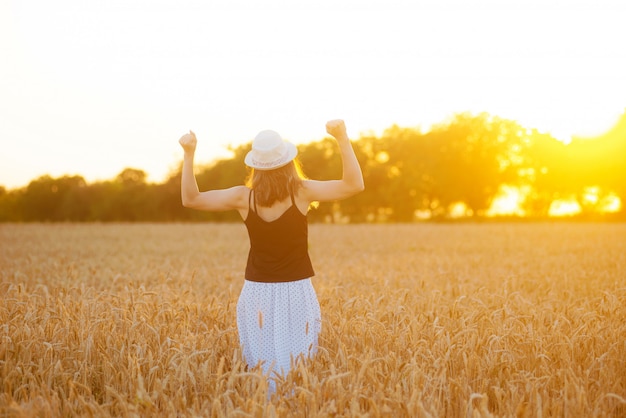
[1,0,625,189]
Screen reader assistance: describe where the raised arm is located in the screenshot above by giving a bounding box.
[302,120,365,202]
[179,131,247,211]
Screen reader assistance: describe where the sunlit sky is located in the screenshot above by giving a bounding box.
[1,0,625,189]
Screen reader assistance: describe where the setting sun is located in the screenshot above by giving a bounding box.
[542,112,622,145]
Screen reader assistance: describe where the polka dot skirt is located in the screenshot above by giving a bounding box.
[237,278,321,379]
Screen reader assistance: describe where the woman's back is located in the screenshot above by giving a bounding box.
[244,189,314,283]
[247,192,308,222]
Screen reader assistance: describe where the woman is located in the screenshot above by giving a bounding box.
[178,119,364,386]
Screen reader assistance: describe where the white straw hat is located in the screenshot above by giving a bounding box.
[244,130,298,170]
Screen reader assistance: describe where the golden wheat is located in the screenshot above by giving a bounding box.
[1,222,625,417]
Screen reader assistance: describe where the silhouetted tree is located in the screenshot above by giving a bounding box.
[520,130,568,216]
[17,175,88,221]
[427,113,524,217]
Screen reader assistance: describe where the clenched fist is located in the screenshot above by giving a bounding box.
[179,130,197,153]
[326,119,348,141]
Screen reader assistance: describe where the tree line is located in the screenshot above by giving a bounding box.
[1,111,625,223]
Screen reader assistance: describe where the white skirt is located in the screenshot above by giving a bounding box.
[237,278,321,378]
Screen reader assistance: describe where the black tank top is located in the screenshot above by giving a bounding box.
[244,189,315,282]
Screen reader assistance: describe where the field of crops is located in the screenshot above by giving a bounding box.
[1,222,625,417]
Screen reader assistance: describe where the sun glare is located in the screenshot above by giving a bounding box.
[600,194,622,213]
[582,187,600,205]
[439,185,621,220]
[449,202,471,219]
[548,199,582,217]
[487,185,527,217]
[581,187,622,214]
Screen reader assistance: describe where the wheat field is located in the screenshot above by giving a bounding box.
[1,222,625,417]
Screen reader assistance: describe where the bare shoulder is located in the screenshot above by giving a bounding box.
[231,185,251,206]
[232,185,251,194]
[215,185,250,212]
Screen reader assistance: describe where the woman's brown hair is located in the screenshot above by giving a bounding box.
[246,159,307,207]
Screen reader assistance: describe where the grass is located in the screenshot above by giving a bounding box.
[1,222,625,417]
